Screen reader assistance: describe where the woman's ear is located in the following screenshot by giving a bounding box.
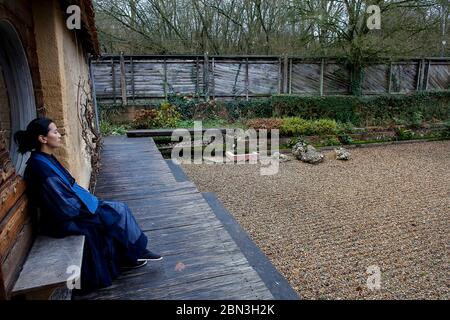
[38,135,47,144]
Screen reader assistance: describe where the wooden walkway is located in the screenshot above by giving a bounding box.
[73,136,295,300]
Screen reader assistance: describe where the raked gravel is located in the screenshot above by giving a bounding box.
[181,141,450,299]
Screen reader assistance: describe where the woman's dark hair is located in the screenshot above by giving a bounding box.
[14,117,54,154]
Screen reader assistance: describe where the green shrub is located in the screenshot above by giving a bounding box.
[324,137,341,146]
[409,111,423,129]
[132,101,181,129]
[337,133,353,145]
[100,120,129,136]
[395,127,415,140]
[280,117,338,136]
[157,101,182,127]
[271,92,450,127]
[132,108,159,129]
[440,121,450,138]
[244,118,283,130]
[280,117,312,136]
[311,119,338,135]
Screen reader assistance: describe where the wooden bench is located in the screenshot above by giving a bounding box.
[11,235,84,300]
[0,161,84,300]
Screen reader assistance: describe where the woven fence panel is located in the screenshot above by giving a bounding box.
[323,63,350,94]
[428,62,450,90]
[212,62,246,97]
[290,63,320,94]
[362,64,389,94]
[391,63,418,93]
[248,63,280,95]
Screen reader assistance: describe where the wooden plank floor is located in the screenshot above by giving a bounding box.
[74,136,274,300]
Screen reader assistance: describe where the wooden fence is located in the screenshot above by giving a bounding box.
[90,54,450,104]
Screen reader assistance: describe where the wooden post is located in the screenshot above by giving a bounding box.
[245,58,249,101]
[130,57,135,102]
[283,55,288,94]
[424,60,431,91]
[319,59,324,96]
[277,57,282,94]
[163,57,168,99]
[388,62,393,94]
[195,57,200,98]
[415,60,421,91]
[111,58,116,104]
[203,53,209,101]
[211,57,215,100]
[119,52,127,105]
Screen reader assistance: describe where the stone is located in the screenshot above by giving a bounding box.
[335,147,351,160]
[292,141,307,158]
[271,152,290,162]
[300,145,324,164]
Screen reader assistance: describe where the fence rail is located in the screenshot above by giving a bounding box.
[90,54,450,104]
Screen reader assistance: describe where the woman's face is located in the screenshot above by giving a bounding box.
[39,122,62,149]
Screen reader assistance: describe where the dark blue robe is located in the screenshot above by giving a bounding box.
[23,150,148,292]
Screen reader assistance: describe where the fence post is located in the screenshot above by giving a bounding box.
[424,60,431,91]
[163,56,168,99]
[211,57,215,100]
[278,56,282,94]
[415,59,422,91]
[319,58,324,96]
[130,57,135,102]
[388,62,393,93]
[245,57,249,101]
[196,57,200,98]
[203,53,209,101]
[111,58,116,104]
[119,52,127,105]
[283,55,288,94]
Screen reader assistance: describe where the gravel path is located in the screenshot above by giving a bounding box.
[181,141,450,299]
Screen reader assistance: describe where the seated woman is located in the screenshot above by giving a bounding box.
[14,117,162,292]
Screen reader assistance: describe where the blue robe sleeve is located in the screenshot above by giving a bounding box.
[40,175,87,220]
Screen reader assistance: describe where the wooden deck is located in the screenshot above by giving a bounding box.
[74,136,298,300]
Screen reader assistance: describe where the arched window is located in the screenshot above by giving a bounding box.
[0,20,37,175]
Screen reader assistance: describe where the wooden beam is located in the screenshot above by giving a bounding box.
[289,58,293,94]
[388,62,393,93]
[163,57,168,99]
[416,60,423,91]
[278,57,282,94]
[319,59,324,96]
[211,57,215,100]
[119,52,127,106]
[245,58,249,101]
[283,56,288,94]
[111,58,116,104]
[203,53,209,101]
[131,57,135,103]
[424,60,431,91]
[195,57,200,98]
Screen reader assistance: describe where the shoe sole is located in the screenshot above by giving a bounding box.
[122,260,148,269]
[137,257,163,262]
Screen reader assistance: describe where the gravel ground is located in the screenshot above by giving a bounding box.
[181,141,450,300]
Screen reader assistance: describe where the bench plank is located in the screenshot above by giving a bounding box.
[12,235,85,296]
[0,175,26,222]
[1,222,34,296]
[0,195,29,261]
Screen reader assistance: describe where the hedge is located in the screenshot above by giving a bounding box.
[166,92,450,127]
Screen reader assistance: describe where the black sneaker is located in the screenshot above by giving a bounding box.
[138,249,163,261]
[121,260,148,270]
